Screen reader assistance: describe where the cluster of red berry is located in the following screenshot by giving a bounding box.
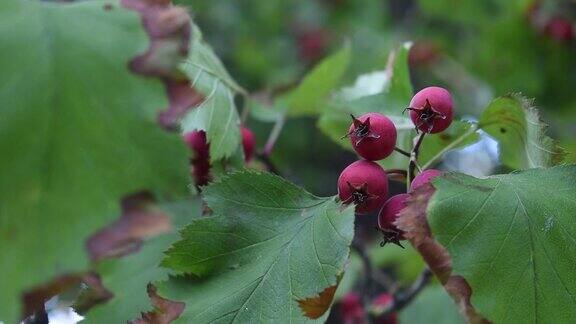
[183,126,255,186]
[337,86,453,247]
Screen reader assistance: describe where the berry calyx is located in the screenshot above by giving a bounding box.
[338,160,389,214]
[183,130,211,186]
[340,292,364,324]
[241,126,256,162]
[344,113,397,161]
[410,169,442,191]
[407,86,454,134]
[377,194,409,247]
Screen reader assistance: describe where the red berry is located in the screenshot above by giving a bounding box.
[183,130,211,186]
[340,292,364,324]
[545,17,574,42]
[409,41,439,67]
[377,194,409,247]
[345,113,397,161]
[241,126,256,162]
[297,29,327,63]
[338,160,389,214]
[411,169,442,191]
[408,86,454,134]
[372,294,398,324]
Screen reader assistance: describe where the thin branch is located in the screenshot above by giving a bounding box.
[352,240,373,310]
[373,268,433,318]
[421,123,478,169]
[407,132,426,191]
[394,147,411,158]
[352,240,395,294]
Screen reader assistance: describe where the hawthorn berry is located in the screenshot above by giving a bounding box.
[340,292,364,324]
[338,160,389,214]
[241,126,256,162]
[410,169,442,191]
[183,130,210,186]
[344,113,397,161]
[545,17,574,42]
[377,194,409,247]
[407,86,454,133]
[372,294,398,324]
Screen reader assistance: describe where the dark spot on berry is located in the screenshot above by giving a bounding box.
[500,127,506,133]
[103,3,113,11]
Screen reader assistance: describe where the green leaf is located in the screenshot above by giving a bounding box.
[284,43,352,117]
[0,1,189,321]
[400,285,465,324]
[160,171,355,323]
[82,199,201,323]
[479,94,565,169]
[180,24,244,161]
[428,167,576,323]
[248,97,284,123]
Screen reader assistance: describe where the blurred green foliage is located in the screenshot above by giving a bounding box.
[177,0,576,192]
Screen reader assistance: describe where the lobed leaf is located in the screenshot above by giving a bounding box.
[160,171,355,323]
[426,167,576,323]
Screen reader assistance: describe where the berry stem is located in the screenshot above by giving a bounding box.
[407,132,426,191]
[371,268,432,319]
[387,169,408,177]
[394,147,411,157]
[263,115,285,156]
[421,123,478,170]
[240,93,251,123]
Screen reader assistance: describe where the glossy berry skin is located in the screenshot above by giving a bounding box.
[411,169,442,191]
[347,113,397,161]
[372,294,398,324]
[378,194,409,243]
[338,160,388,214]
[241,126,256,162]
[183,130,210,186]
[408,86,454,133]
[545,17,574,42]
[340,292,364,324]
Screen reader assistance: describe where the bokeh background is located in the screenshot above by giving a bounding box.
[175,0,576,196]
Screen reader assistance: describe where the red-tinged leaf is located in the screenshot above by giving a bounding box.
[298,283,339,319]
[395,183,488,324]
[131,284,185,324]
[22,274,83,319]
[123,0,190,78]
[0,0,192,320]
[158,80,204,130]
[87,192,172,262]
